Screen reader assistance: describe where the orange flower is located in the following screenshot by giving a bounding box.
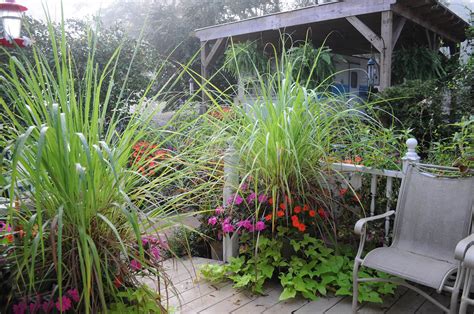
[293,206,301,214]
[277,210,285,218]
[354,156,363,163]
[6,234,13,243]
[264,214,273,221]
[309,210,316,217]
[268,198,274,205]
[279,203,286,210]
[298,224,306,232]
[303,204,310,212]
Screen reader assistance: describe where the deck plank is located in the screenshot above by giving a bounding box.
[199,289,259,313]
[263,297,309,313]
[386,288,433,314]
[415,291,450,314]
[294,295,344,313]
[231,286,283,313]
[175,283,236,313]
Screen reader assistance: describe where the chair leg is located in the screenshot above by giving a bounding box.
[448,267,464,314]
[460,268,472,314]
[352,260,360,314]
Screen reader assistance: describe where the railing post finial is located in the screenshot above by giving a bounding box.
[402,138,421,172]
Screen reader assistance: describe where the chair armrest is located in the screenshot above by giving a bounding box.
[455,233,474,261]
[354,210,395,235]
[462,246,474,268]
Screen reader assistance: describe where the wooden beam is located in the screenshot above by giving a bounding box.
[202,38,225,67]
[392,16,406,48]
[195,0,397,41]
[200,41,209,114]
[345,16,384,53]
[380,11,393,90]
[391,3,460,43]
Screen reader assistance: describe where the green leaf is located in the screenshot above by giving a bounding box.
[279,287,297,301]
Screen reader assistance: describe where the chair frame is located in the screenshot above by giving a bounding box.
[352,163,474,314]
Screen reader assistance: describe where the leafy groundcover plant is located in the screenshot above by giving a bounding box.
[0,12,223,314]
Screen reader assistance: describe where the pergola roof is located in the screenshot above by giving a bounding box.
[195,0,469,48]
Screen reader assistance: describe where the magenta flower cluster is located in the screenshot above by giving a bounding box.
[13,289,80,314]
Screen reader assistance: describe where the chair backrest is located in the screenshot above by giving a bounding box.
[392,163,474,262]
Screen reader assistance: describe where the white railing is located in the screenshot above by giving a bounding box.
[222,138,421,261]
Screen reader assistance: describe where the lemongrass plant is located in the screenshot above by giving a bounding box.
[212,38,405,242]
[0,10,227,314]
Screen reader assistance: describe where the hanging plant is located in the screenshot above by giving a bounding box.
[223,40,268,79]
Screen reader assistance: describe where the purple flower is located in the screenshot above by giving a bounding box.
[215,206,224,214]
[222,222,235,233]
[67,288,80,303]
[227,194,243,205]
[258,194,268,203]
[151,246,160,259]
[208,216,218,226]
[255,221,266,231]
[55,296,72,312]
[13,302,27,314]
[240,183,248,190]
[0,222,11,233]
[236,219,253,230]
[247,192,257,204]
[142,237,149,246]
[130,259,142,271]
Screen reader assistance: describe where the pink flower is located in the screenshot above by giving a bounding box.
[67,288,80,303]
[208,216,218,225]
[215,206,224,214]
[150,246,160,259]
[255,221,266,231]
[13,302,27,314]
[227,194,243,205]
[142,237,149,246]
[257,194,268,203]
[29,302,40,313]
[236,219,253,230]
[247,192,257,203]
[41,300,54,313]
[55,296,72,312]
[130,259,142,271]
[222,222,235,233]
[0,222,11,232]
[241,183,248,190]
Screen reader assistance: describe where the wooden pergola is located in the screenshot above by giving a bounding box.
[194,0,469,98]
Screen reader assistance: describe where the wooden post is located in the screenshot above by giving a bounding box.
[380,11,393,90]
[402,138,421,173]
[223,138,240,262]
[200,41,209,114]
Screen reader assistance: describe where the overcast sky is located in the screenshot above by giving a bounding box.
[24,0,474,22]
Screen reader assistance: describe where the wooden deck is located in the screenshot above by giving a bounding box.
[150,257,459,314]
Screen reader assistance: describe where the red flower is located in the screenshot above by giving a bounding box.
[293,206,301,214]
[279,203,286,210]
[303,204,310,212]
[264,214,272,221]
[309,210,316,217]
[285,195,293,205]
[113,276,123,288]
[291,215,299,227]
[339,188,348,197]
[277,210,285,218]
[291,215,299,222]
[268,198,274,205]
[354,156,363,164]
[298,224,306,232]
[318,208,328,219]
[6,234,13,243]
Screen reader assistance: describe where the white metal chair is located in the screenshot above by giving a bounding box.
[352,163,474,314]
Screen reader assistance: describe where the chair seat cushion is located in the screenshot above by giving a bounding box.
[362,247,458,289]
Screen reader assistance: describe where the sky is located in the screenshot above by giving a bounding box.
[23,0,474,22]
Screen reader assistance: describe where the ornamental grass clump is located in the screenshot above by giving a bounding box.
[0,12,221,313]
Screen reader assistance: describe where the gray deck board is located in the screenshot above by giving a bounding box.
[161,257,461,313]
